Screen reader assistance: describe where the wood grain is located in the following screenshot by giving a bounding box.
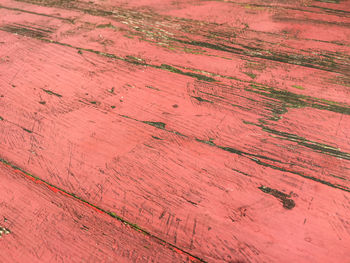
[0,0,350,262]
[0,162,195,262]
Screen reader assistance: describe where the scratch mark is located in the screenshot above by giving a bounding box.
[42,89,62,97]
[0,158,206,262]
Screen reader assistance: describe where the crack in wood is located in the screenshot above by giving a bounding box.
[0,4,74,22]
[11,0,350,75]
[0,158,206,263]
[245,121,350,160]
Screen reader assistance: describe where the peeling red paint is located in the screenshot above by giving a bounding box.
[0,0,350,262]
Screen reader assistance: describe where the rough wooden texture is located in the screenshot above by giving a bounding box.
[0,0,350,262]
[0,162,192,262]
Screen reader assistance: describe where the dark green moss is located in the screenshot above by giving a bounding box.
[196,138,282,163]
[0,25,49,38]
[97,23,116,29]
[160,64,182,74]
[196,137,350,193]
[247,84,350,116]
[173,38,243,53]
[252,158,350,192]
[160,64,216,82]
[22,128,33,133]
[243,72,257,79]
[246,121,350,160]
[192,96,213,103]
[232,168,251,177]
[146,85,160,91]
[292,85,304,90]
[173,38,346,74]
[142,121,166,129]
[124,55,147,66]
[42,89,62,98]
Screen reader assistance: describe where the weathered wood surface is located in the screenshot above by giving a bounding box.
[0,0,350,262]
[0,160,191,262]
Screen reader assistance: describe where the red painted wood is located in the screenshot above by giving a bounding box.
[1,0,350,262]
[0,162,193,262]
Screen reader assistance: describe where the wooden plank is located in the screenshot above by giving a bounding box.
[1,0,350,262]
[0,162,195,262]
